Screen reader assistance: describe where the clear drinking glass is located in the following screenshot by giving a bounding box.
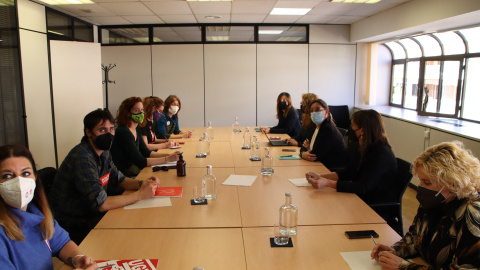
[273,222,289,245]
[193,186,205,203]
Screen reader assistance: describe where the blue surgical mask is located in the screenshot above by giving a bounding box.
[311,112,325,125]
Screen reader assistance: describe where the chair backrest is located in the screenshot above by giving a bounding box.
[37,167,57,196]
[395,158,413,203]
[328,105,350,130]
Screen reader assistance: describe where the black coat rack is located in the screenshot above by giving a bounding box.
[102,63,116,110]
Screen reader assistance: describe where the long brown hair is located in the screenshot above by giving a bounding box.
[163,95,181,115]
[351,109,390,154]
[300,93,318,128]
[0,145,54,241]
[143,96,164,121]
[276,92,295,119]
[116,96,143,126]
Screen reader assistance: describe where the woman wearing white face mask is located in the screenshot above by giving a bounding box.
[299,99,346,170]
[0,145,97,270]
[371,141,480,270]
[156,95,192,140]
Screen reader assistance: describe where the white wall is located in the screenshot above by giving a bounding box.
[152,44,204,128]
[50,41,103,164]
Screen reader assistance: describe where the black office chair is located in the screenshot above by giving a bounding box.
[369,158,413,236]
[37,167,57,200]
[329,105,350,130]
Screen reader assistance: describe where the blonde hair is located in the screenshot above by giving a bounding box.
[301,93,318,128]
[0,145,54,241]
[413,141,480,199]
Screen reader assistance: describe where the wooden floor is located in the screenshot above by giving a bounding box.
[401,186,419,235]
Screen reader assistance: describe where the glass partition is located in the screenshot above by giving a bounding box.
[398,38,422,58]
[384,42,405,59]
[412,35,441,56]
[432,32,465,55]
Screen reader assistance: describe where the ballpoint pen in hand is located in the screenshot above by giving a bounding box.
[163,135,169,142]
[371,235,377,245]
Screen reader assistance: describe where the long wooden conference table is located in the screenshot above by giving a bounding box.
[74,127,404,270]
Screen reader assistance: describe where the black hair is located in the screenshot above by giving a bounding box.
[83,109,115,137]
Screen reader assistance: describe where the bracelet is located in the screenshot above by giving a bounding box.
[139,180,143,187]
[71,254,84,268]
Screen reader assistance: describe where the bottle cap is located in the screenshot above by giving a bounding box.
[265,147,269,151]
[206,165,212,168]
[285,192,292,197]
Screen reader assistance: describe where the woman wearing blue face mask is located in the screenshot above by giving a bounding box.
[110,97,181,177]
[299,99,346,170]
[0,145,97,270]
[371,141,480,270]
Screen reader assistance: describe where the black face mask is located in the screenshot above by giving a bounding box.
[279,101,288,110]
[416,185,447,211]
[92,133,114,151]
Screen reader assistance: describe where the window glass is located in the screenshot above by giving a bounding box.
[404,61,420,109]
[398,38,422,58]
[439,61,460,114]
[458,27,480,53]
[46,10,72,38]
[258,26,307,42]
[432,32,465,55]
[390,64,404,105]
[101,28,149,44]
[421,61,440,113]
[462,57,480,121]
[412,35,441,56]
[384,42,405,59]
[74,20,93,42]
[153,26,201,42]
[206,26,254,42]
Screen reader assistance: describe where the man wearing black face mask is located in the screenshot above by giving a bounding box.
[49,109,160,245]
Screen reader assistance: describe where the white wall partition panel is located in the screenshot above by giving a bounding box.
[257,44,308,127]
[101,46,152,115]
[429,130,480,160]
[204,44,257,127]
[50,41,103,165]
[309,44,356,109]
[19,30,56,169]
[17,0,46,33]
[152,45,204,127]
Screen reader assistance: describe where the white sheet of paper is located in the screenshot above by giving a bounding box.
[340,251,382,270]
[288,178,311,187]
[151,161,177,168]
[124,197,172,210]
[222,175,257,186]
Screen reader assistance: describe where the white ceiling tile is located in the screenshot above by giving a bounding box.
[196,14,231,23]
[123,15,165,24]
[327,15,364,24]
[144,1,192,15]
[344,2,399,16]
[158,14,198,24]
[308,2,357,15]
[231,14,267,23]
[273,1,322,9]
[295,14,335,24]
[188,2,232,15]
[86,16,132,25]
[232,1,275,14]
[92,0,139,3]
[54,3,116,17]
[99,2,155,16]
[263,14,302,23]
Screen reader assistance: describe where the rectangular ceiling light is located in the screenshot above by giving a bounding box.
[331,0,381,3]
[270,8,311,15]
[259,30,284,35]
[36,0,93,4]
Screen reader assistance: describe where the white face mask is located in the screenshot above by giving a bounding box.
[0,176,36,209]
[169,105,179,115]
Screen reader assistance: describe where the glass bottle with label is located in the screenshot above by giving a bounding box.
[243,127,251,149]
[232,117,240,133]
[261,147,273,175]
[206,121,214,140]
[202,165,217,199]
[279,192,298,236]
[200,132,210,155]
[176,153,186,176]
[250,135,260,161]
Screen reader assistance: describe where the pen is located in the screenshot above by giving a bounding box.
[281,155,292,157]
[98,264,115,269]
[163,135,169,142]
[371,235,377,245]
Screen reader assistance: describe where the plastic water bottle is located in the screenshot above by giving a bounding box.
[232,117,240,133]
[206,121,214,140]
[200,132,210,155]
[243,127,251,149]
[203,165,217,200]
[250,135,260,160]
[279,192,298,236]
[261,147,273,175]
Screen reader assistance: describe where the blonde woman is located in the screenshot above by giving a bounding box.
[0,145,96,269]
[371,141,480,269]
[285,93,318,146]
